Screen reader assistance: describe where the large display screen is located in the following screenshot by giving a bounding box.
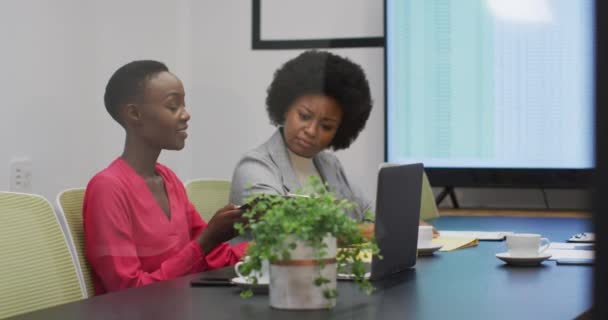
[386,0,595,173]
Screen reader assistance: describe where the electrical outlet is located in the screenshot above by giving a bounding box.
[9,158,32,193]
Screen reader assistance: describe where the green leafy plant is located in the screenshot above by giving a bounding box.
[234,176,380,300]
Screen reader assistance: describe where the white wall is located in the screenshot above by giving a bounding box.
[0,0,194,202]
[0,1,588,210]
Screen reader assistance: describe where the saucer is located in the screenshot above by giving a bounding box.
[417,243,443,256]
[230,277,269,293]
[495,252,552,266]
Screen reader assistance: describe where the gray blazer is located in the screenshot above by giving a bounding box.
[230,129,372,221]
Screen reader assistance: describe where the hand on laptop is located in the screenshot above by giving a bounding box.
[337,223,374,247]
[358,223,374,241]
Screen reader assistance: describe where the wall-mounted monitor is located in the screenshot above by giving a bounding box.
[385,0,595,187]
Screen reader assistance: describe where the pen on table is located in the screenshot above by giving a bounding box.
[190,279,235,287]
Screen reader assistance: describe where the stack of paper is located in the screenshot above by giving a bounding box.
[546,242,595,261]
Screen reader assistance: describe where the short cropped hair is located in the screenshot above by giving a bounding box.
[266,50,373,150]
[104,60,169,124]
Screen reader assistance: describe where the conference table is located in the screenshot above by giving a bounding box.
[7,214,592,320]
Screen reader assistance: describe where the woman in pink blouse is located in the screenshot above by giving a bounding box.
[83,60,246,294]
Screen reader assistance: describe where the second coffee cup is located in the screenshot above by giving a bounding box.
[418,225,434,248]
[506,233,550,257]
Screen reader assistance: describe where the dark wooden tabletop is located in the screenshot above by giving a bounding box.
[8,216,592,320]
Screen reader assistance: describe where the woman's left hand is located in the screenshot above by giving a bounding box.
[357,223,374,241]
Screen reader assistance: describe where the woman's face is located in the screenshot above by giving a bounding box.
[282,94,343,158]
[134,71,190,150]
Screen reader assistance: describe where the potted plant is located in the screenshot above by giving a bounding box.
[234,177,379,310]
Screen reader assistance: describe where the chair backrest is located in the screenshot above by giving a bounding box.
[0,192,83,319]
[185,179,231,222]
[56,188,95,298]
[420,171,440,220]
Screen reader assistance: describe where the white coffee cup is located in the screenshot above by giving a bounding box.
[418,225,434,248]
[234,258,269,284]
[506,233,550,257]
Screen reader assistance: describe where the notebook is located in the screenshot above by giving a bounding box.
[338,163,423,281]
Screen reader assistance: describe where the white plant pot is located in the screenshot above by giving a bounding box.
[269,235,337,310]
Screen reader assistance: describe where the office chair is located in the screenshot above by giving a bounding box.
[185,179,231,222]
[56,188,95,298]
[0,192,83,319]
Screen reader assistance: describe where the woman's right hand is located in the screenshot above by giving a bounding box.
[197,204,245,254]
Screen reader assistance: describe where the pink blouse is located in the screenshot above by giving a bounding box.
[83,157,246,294]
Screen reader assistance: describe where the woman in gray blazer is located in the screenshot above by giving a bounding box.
[230,50,373,222]
[230,51,436,240]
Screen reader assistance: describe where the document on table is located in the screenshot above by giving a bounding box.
[547,242,595,261]
[438,231,514,240]
[434,237,478,251]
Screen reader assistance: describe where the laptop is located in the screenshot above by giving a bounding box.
[338,163,424,281]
